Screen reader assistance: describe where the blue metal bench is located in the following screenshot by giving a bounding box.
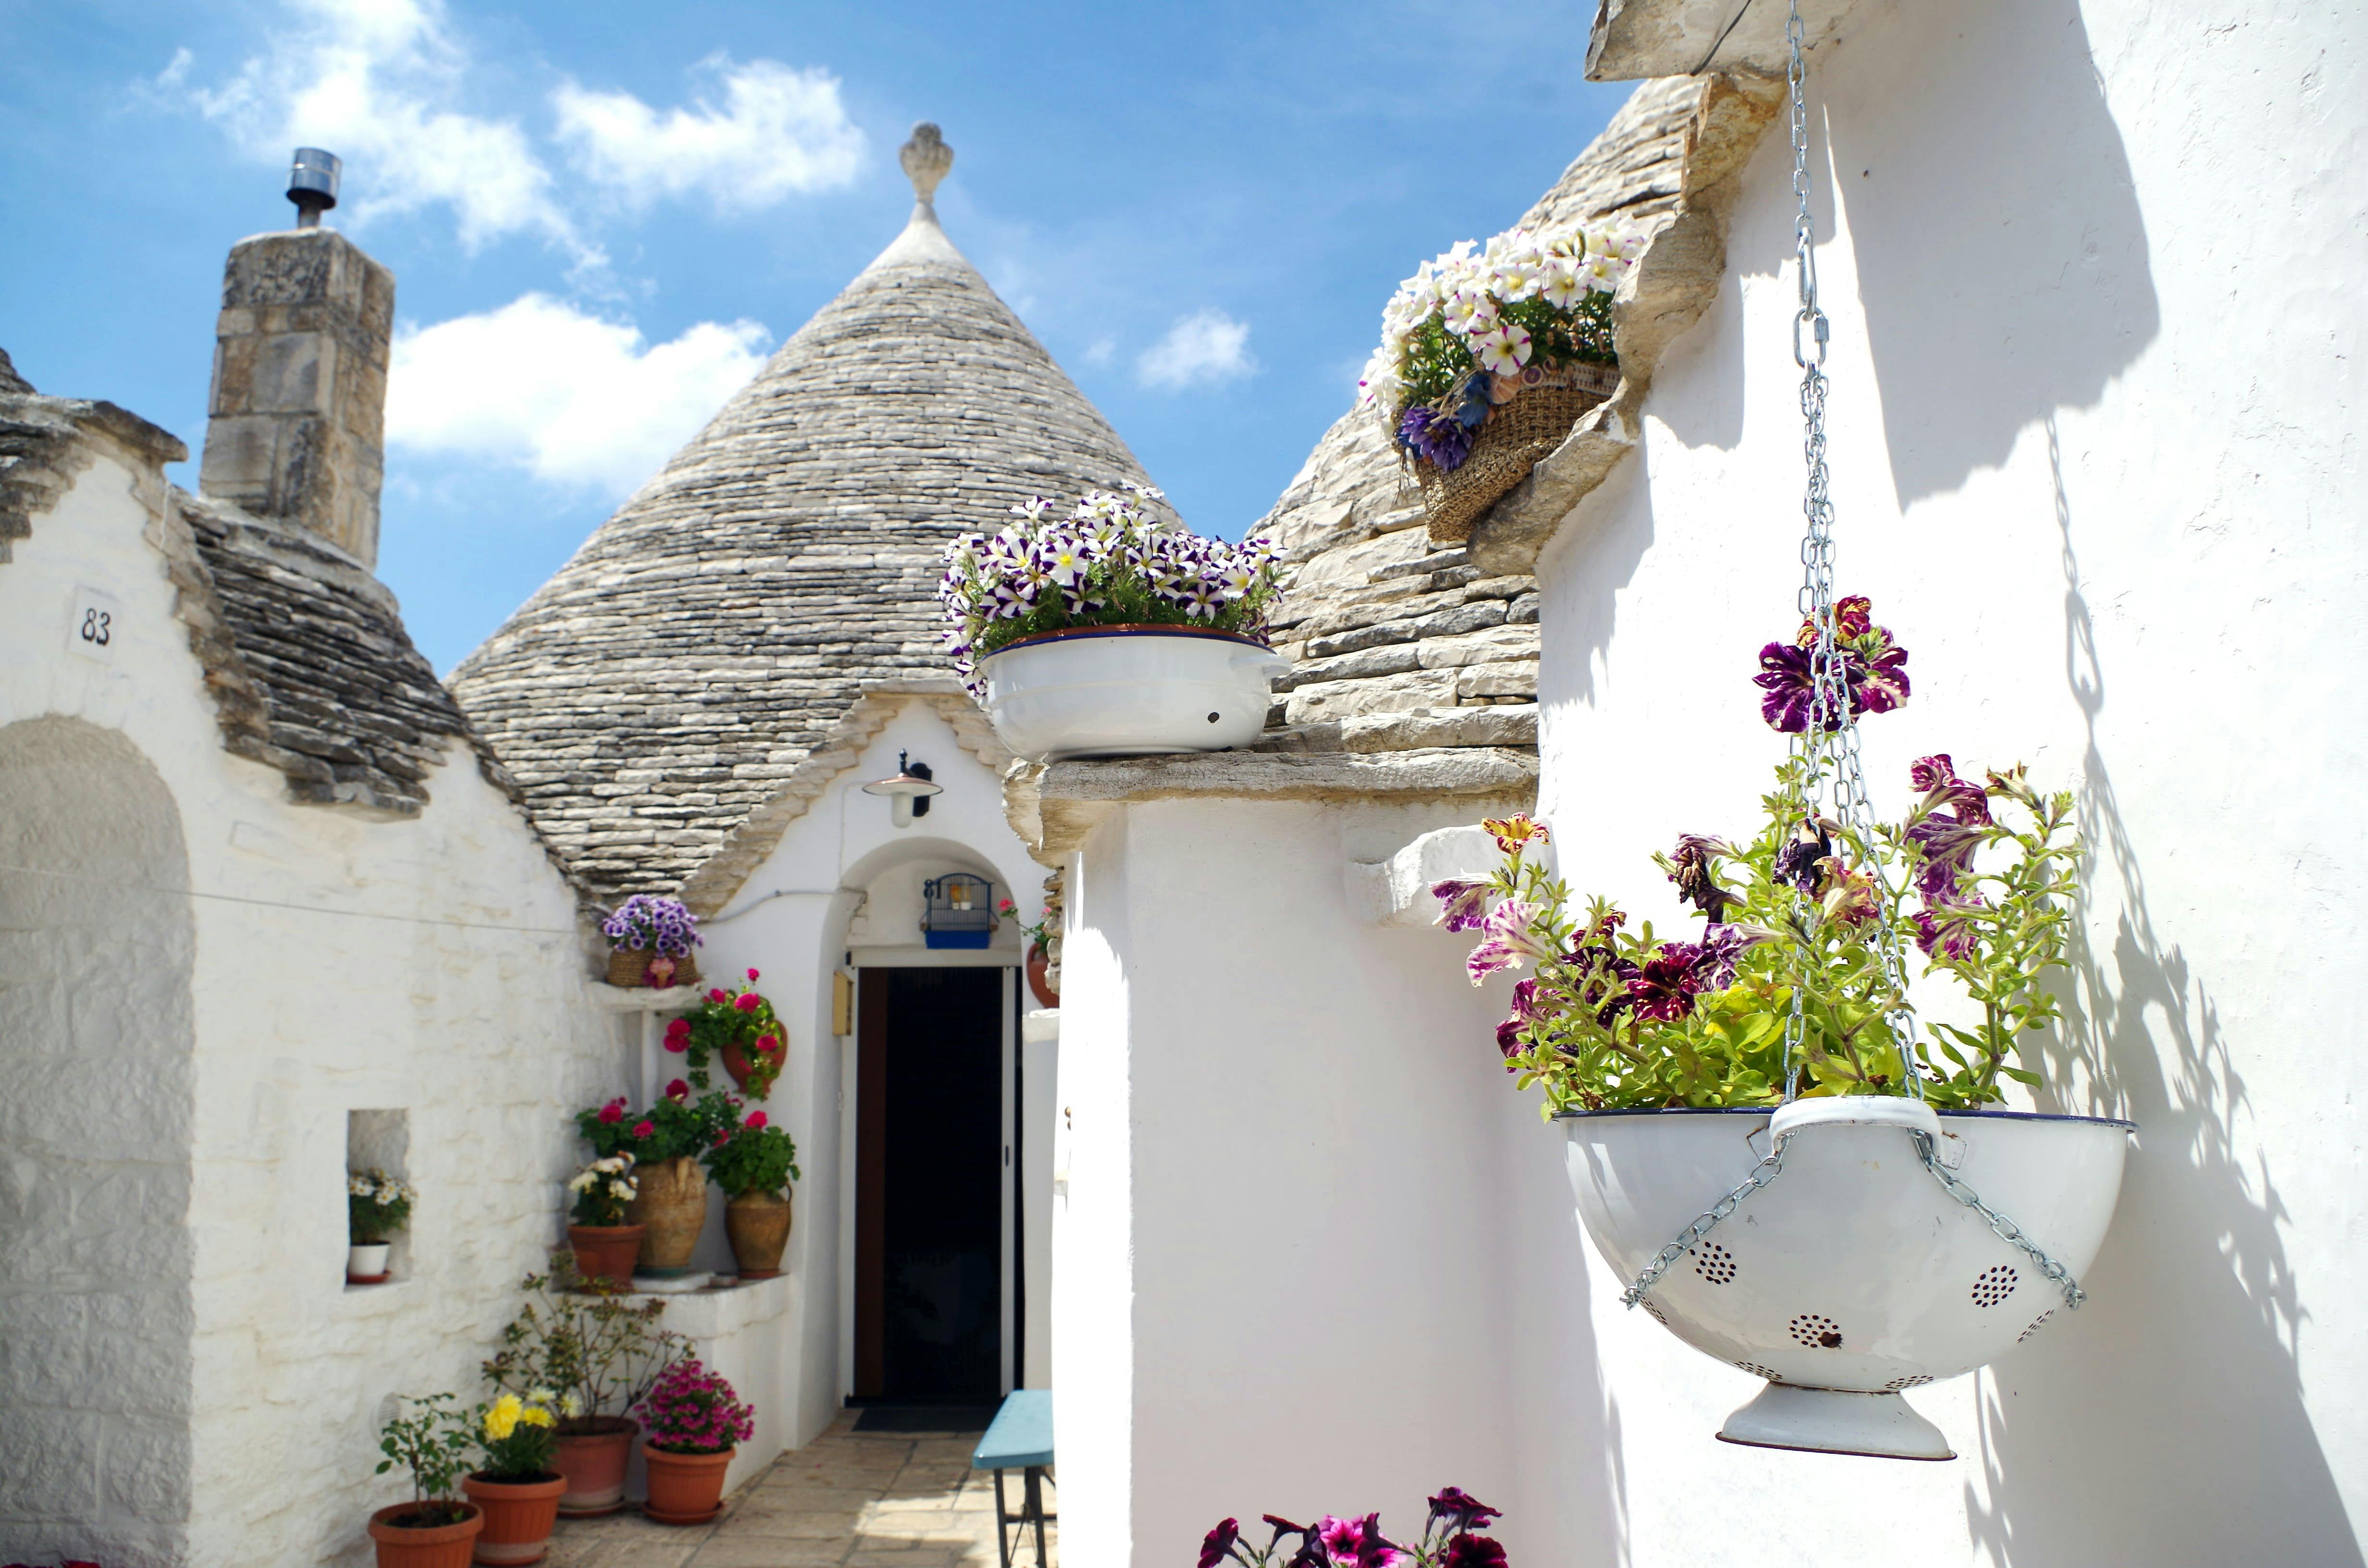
[973,1389,1054,1567]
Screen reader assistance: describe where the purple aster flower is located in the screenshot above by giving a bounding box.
[1443,1538,1508,1568]
[1200,1519,1242,1568]
[1432,879,1493,932]
[1397,406,1474,471]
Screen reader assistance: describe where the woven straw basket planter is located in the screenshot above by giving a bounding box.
[1414,361,1621,543]
[605,947,700,988]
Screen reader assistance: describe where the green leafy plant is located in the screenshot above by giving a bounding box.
[347,1169,414,1245]
[483,1251,688,1432]
[472,1392,560,1482]
[374,1392,474,1526]
[1441,599,2078,1115]
[576,1089,740,1165]
[704,1112,800,1199]
[665,975,785,1098]
[997,896,1055,957]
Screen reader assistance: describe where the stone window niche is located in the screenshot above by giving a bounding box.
[346,1108,410,1288]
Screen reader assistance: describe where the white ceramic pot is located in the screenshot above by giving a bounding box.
[977,625,1290,761]
[347,1242,391,1282]
[1564,1096,2134,1459]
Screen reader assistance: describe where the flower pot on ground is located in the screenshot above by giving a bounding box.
[706,1112,800,1280]
[349,1167,414,1283]
[459,1391,564,1565]
[1438,598,2133,1458]
[637,1357,755,1526]
[601,894,702,988]
[938,483,1288,762]
[1357,220,1635,544]
[369,1502,483,1568]
[484,1252,687,1517]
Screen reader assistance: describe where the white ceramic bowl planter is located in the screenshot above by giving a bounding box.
[978,625,1290,762]
[1564,1097,2134,1459]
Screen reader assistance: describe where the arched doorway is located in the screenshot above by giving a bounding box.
[0,716,197,1561]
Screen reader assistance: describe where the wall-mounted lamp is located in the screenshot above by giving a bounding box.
[860,751,942,828]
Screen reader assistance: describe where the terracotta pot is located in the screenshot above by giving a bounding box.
[368,1502,482,1568]
[551,1418,637,1517]
[719,1034,786,1098]
[567,1223,645,1291]
[622,1157,707,1273]
[641,1445,735,1526]
[1026,949,1059,1009]
[725,1189,793,1279]
[461,1473,566,1565]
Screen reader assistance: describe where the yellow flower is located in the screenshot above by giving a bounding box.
[485,1394,522,1441]
[521,1405,555,1429]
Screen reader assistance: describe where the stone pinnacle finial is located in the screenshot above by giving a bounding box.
[900,122,953,208]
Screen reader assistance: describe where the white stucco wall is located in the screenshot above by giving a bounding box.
[692,702,1048,1449]
[1517,3,2366,1563]
[0,440,625,1568]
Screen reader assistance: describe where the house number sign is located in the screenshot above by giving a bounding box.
[68,585,121,663]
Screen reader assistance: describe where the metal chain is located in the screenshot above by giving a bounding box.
[1917,1134,2088,1310]
[1621,0,2082,1314]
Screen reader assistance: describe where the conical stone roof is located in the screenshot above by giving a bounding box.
[450,126,1151,902]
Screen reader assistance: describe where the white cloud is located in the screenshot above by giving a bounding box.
[385,294,772,495]
[1136,309,1256,390]
[1081,336,1117,368]
[554,55,864,212]
[177,0,579,254]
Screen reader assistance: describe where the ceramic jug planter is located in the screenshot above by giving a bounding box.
[1563,1097,2134,1459]
[348,1243,392,1284]
[642,1445,735,1526]
[725,1189,793,1279]
[624,1157,708,1276]
[566,1223,645,1291]
[720,1034,785,1096]
[551,1418,637,1517]
[368,1502,482,1568]
[460,1473,566,1565]
[1026,948,1058,1009]
[976,624,1289,761]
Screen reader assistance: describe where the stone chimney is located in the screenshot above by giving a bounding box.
[198,222,394,568]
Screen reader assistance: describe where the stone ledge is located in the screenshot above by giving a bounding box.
[1003,747,1539,861]
[1586,0,1866,80]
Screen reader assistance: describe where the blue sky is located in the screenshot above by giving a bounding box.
[2,0,1630,671]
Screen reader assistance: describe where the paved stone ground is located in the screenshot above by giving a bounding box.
[544,1412,1053,1568]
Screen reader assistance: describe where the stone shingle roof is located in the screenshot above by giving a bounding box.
[448,163,1151,902]
[1249,79,1715,755]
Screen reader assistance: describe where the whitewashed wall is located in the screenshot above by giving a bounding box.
[0,440,624,1568]
[1519,2,2367,1563]
[694,702,1046,1449]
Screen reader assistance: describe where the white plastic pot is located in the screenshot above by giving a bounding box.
[1563,1097,2134,1459]
[347,1242,391,1283]
[977,625,1290,761]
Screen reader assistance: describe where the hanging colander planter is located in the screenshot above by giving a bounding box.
[1564,1099,2132,1458]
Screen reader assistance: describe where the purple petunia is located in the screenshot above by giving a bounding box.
[1201,1519,1242,1568]
[1621,941,1708,1023]
[1666,833,1737,921]
[1432,879,1493,932]
[1756,596,1912,733]
[1443,1539,1509,1568]
[1398,406,1474,471]
[1466,900,1554,984]
[1911,754,1993,825]
[1426,1489,1503,1533]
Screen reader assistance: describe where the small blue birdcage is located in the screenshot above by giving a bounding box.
[921,873,996,949]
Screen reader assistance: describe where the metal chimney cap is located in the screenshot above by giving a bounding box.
[288,147,341,225]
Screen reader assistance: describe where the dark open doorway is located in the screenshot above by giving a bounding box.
[854,966,1007,1402]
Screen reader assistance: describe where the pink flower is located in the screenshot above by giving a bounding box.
[733,992,762,1013]
[596,1099,626,1125]
[745,1111,768,1130]
[713,1128,732,1146]
[665,1078,690,1100]
[746,967,760,981]
[662,1018,691,1053]
[707,988,727,1004]
[632,1119,655,1139]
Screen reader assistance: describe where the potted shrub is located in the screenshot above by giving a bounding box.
[1437,598,2133,1459]
[460,1392,565,1566]
[939,482,1288,761]
[1000,896,1060,1008]
[563,1153,642,1291]
[576,1088,736,1278]
[347,1168,414,1284]
[1200,1486,1509,1567]
[370,1394,481,1568]
[601,894,702,988]
[705,1109,800,1279]
[666,971,785,1098]
[638,1357,754,1526]
[483,1252,687,1518]
[1357,222,1635,542]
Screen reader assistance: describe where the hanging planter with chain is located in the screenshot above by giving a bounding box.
[1436,1,2133,1461]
